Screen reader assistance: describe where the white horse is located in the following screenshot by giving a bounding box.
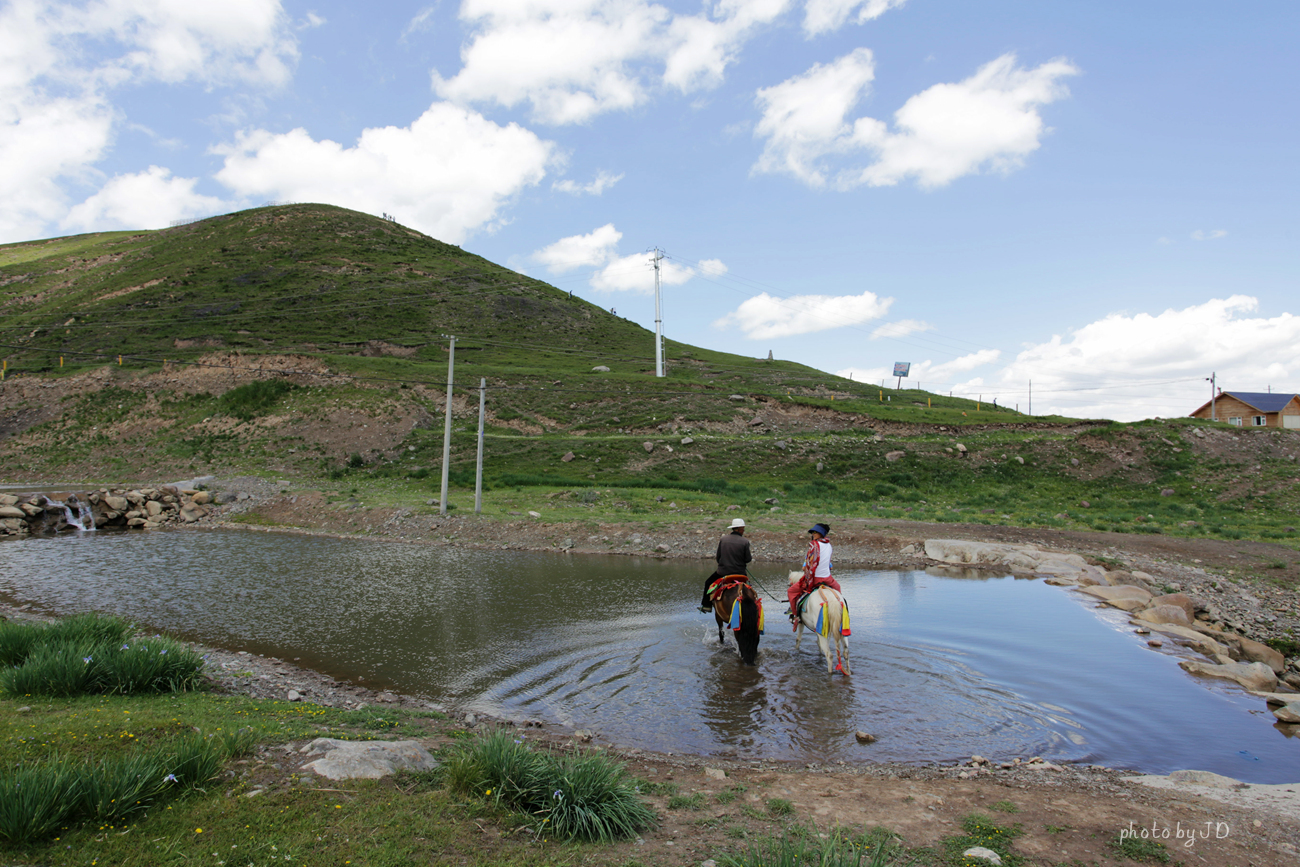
[788,571,852,675]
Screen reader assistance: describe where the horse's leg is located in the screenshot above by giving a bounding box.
[715,614,725,645]
[793,618,803,652]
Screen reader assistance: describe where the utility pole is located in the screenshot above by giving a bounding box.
[1207,372,1216,422]
[474,377,485,514]
[1028,380,1032,416]
[652,248,665,377]
[439,335,456,515]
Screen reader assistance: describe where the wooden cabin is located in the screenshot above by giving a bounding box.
[1189,391,1300,429]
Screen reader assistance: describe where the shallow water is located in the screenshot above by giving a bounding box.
[1,529,1296,782]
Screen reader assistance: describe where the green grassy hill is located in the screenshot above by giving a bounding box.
[1,205,1297,549]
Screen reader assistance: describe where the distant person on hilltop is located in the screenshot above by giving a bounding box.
[699,518,751,612]
[787,523,841,622]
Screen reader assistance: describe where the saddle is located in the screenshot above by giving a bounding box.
[707,574,750,604]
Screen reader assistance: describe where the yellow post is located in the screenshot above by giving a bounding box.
[118,355,122,365]
[977,402,981,411]
[928,397,931,408]
[60,356,63,367]
[879,390,883,401]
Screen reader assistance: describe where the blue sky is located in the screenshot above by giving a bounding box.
[4,0,1297,420]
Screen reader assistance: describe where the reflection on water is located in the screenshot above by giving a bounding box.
[1,529,1296,782]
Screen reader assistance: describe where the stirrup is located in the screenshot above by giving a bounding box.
[698,605,711,613]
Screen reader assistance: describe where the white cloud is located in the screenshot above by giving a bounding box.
[533,223,622,271]
[753,48,876,187]
[213,102,555,244]
[1191,229,1227,241]
[989,296,1300,421]
[0,0,297,242]
[531,225,725,292]
[870,318,931,339]
[61,166,227,231]
[432,0,791,125]
[753,52,1079,189]
[591,251,697,292]
[82,0,298,88]
[802,0,906,37]
[714,290,892,339]
[697,258,728,276]
[553,170,624,195]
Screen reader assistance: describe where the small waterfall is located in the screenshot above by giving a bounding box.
[42,495,96,532]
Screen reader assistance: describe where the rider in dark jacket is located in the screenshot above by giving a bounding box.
[700,518,751,611]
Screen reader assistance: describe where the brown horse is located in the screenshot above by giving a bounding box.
[710,576,762,665]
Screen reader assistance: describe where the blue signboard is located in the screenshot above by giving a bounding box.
[893,362,911,378]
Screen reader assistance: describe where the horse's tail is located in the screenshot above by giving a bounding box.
[736,587,761,665]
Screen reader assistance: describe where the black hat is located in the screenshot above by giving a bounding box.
[808,523,830,536]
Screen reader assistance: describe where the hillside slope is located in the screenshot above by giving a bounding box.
[1,206,1297,552]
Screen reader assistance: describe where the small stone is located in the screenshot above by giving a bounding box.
[642,441,654,453]
[1148,638,1163,648]
[561,451,575,462]
[464,713,477,726]
[1070,458,1080,467]
[574,730,594,743]
[591,365,610,372]
[1014,456,1024,464]
[16,706,31,713]
[729,394,746,401]
[704,768,727,780]
[1160,488,1175,496]
[1273,702,1300,724]
[527,510,541,518]
[885,450,906,462]
[774,440,787,450]
[681,436,694,444]
[854,731,876,744]
[287,690,302,702]
[962,846,1002,865]
[955,443,967,453]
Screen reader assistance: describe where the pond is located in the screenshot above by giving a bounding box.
[1,529,1296,782]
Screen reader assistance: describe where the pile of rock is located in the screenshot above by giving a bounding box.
[0,487,216,536]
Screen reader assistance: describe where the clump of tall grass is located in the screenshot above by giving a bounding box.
[0,614,205,698]
[444,730,656,842]
[0,733,233,845]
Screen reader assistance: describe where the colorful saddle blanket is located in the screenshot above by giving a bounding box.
[795,587,851,637]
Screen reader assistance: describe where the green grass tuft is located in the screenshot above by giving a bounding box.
[443,730,656,842]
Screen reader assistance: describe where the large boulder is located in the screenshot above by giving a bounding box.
[1136,605,1192,627]
[0,505,26,519]
[1179,660,1278,692]
[299,738,438,780]
[1274,703,1300,724]
[1222,635,1286,674]
[1079,585,1153,604]
[103,495,129,512]
[1149,593,1195,622]
[1143,623,1230,658]
[924,540,1046,573]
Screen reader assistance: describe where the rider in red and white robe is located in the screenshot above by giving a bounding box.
[787,523,841,619]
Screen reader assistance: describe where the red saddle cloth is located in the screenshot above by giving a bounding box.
[707,574,749,601]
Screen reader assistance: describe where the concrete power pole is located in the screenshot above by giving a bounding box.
[652,248,665,377]
[439,335,456,515]
[474,377,485,514]
[1208,371,1217,421]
